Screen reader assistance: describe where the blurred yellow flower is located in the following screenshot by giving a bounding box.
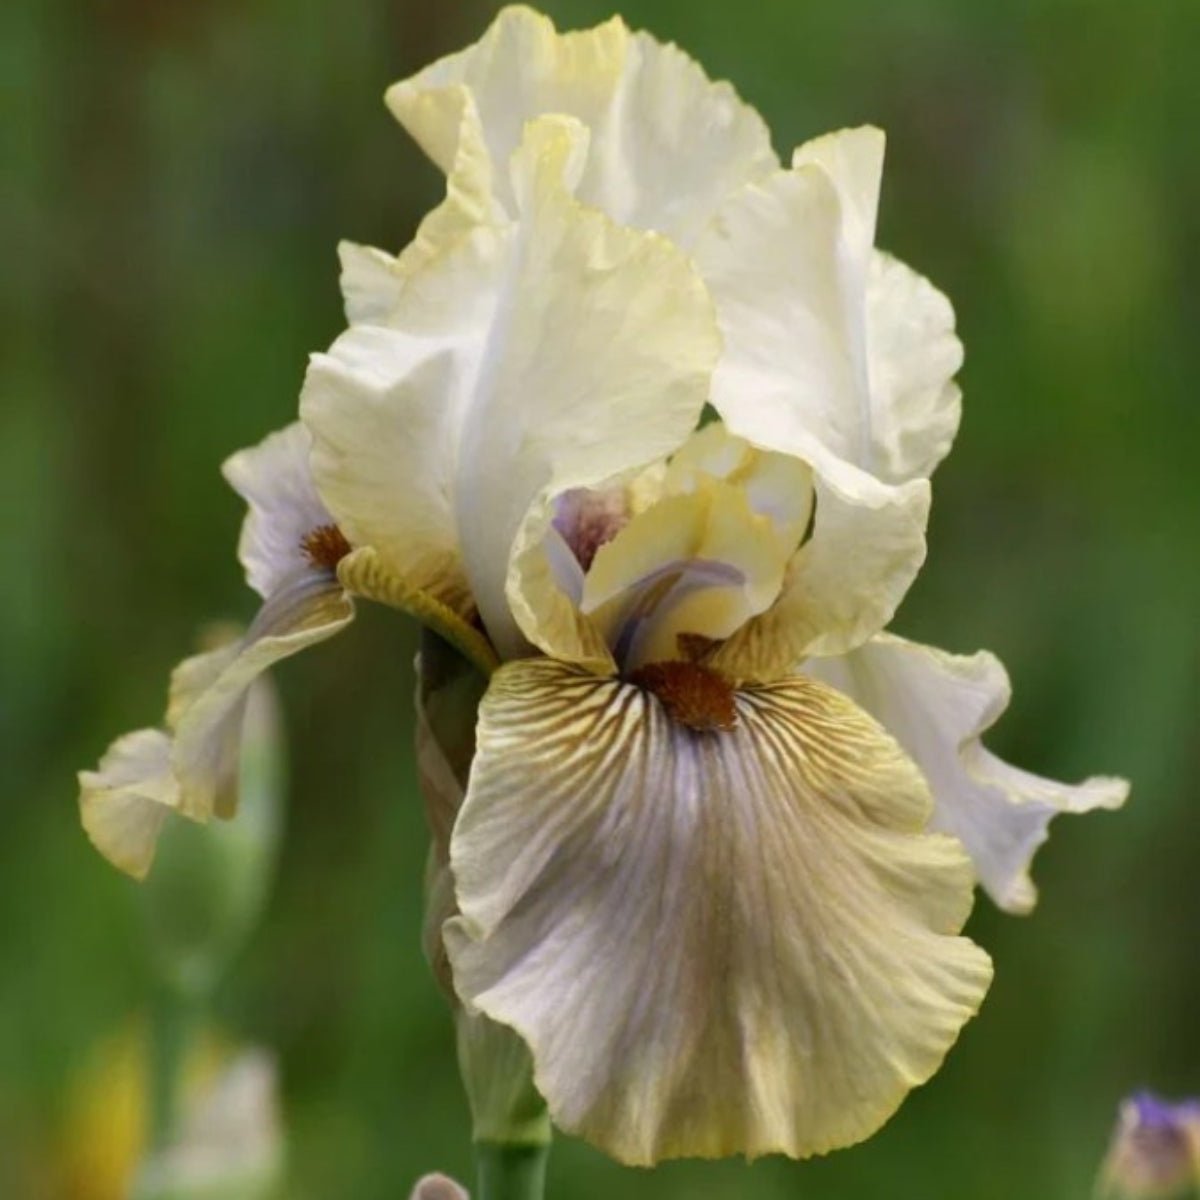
[59,1023,279,1200]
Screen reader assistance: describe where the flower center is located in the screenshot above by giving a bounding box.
[628,659,737,732]
[300,524,351,572]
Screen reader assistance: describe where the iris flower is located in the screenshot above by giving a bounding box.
[79,423,354,879]
[80,3,1128,1169]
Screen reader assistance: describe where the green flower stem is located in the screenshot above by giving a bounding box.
[147,987,196,1151]
[475,1141,550,1200]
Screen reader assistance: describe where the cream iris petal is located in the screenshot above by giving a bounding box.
[78,730,178,881]
[301,345,473,617]
[164,424,356,821]
[386,5,778,248]
[711,466,930,682]
[446,659,993,1164]
[304,115,720,662]
[866,252,964,483]
[663,421,814,557]
[581,481,787,670]
[79,423,356,875]
[168,576,353,821]
[805,634,1130,913]
[695,130,945,676]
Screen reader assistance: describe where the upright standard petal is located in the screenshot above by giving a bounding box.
[695,130,945,676]
[78,730,179,880]
[699,129,963,485]
[304,115,720,661]
[805,634,1130,913]
[447,659,992,1164]
[386,6,778,248]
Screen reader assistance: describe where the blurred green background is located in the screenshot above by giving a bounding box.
[4,0,1198,1196]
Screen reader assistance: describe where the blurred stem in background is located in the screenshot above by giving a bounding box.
[147,986,198,1153]
[134,659,287,1197]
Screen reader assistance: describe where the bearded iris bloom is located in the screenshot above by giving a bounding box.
[80,2,1128,1173]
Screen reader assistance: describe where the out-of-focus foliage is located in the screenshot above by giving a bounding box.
[2,0,1197,1197]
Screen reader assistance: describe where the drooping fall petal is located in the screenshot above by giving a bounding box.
[78,730,179,881]
[447,658,992,1164]
[168,575,353,821]
[806,634,1129,912]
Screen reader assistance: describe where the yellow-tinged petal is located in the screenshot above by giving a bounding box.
[581,481,787,669]
[447,658,993,1164]
[308,114,720,660]
[806,634,1130,913]
[169,574,353,820]
[302,346,475,618]
[690,128,963,673]
[338,84,500,325]
[701,127,962,487]
[664,421,814,557]
[340,546,498,679]
[386,6,778,248]
[710,466,930,681]
[78,730,179,880]
[507,510,616,675]
[865,252,964,483]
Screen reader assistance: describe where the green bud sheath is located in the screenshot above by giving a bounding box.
[415,629,552,1199]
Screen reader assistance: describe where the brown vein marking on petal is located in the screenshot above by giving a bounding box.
[301,523,352,572]
[628,659,737,732]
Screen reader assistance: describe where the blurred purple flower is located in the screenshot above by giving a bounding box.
[1099,1091,1200,1198]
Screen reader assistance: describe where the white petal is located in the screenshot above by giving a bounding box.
[169,573,353,820]
[866,252,964,482]
[221,423,334,600]
[699,128,962,487]
[305,115,720,660]
[710,464,930,681]
[695,134,946,673]
[805,634,1130,913]
[78,729,178,880]
[302,345,474,616]
[133,1050,284,1197]
[698,134,875,471]
[447,659,992,1164]
[386,6,778,247]
[336,88,500,325]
